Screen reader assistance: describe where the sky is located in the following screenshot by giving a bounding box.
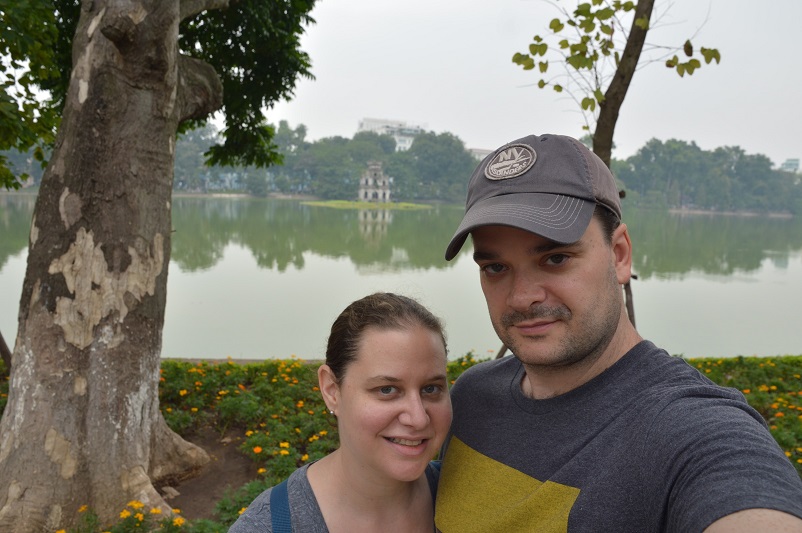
[266,0,802,167]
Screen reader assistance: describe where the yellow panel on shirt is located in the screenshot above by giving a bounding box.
[435,438,580,533]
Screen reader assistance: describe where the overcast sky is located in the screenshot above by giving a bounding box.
[266,0,801,167]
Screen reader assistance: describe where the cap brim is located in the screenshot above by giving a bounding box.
[444,193,594,260]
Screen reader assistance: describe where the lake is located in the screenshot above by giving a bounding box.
[1,193,801,360]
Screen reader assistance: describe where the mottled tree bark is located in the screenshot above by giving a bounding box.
[0,1,224,530]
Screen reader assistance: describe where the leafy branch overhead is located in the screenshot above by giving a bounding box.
[512,0,721,117]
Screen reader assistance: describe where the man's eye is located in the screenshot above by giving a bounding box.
[480,263,505,274]
[546,254,569,266]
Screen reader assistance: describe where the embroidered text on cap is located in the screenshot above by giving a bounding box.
[484,144,537,180]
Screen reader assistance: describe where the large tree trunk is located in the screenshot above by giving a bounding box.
[0,1,223,530]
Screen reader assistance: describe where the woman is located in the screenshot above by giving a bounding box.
[229,292,452,532]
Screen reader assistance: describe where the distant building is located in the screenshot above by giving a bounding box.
[468,148,493,161]
[358,161,392,202]
[357,118,426,152]
[780,158,800,173]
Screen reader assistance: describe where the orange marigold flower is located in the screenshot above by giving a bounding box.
[253,446,263,454]
[179,389,188,396]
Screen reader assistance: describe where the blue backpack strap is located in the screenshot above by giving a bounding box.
[270,479,292,533]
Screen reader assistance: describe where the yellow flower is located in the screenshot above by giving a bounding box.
[56,530,66,533]
[245,430,254,437]
[135,512,145,521]
[301,454,309,462]
[319,430,328,436]
[150,508,162,514]
[238,507,248,515]
[78,505,88,513]
[280,450,290,456]
[128,500,145,509]
[257,468,267,474]
[173,516,186,526]
[120,509,132,519]
[279,442,290,448]
[179,389,188,396]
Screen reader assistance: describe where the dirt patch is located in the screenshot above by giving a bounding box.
[161,426,257,521]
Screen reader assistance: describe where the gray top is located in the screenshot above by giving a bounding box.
[435,340,802,532]
[228,462,440,532]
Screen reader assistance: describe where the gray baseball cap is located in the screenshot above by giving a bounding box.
[444,133,622,261]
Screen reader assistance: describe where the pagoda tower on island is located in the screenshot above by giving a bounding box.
[358,161,392,202]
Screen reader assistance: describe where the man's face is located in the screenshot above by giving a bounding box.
[471,219,631,370]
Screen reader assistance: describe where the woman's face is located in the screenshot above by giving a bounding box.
[321,325,452,483]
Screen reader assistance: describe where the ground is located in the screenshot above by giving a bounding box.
[165,426,257,521]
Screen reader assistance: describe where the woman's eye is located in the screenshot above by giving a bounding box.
[422,384,442,395]
[379,386,396,395]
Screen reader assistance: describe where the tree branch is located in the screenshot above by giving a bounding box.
[594,0,655,167]
[176,55,224,123]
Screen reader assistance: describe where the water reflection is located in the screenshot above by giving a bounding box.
[2,194,802,359]
[3,195,802,280]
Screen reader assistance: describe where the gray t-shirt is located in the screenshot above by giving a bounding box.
[435,340,802,532]
[229,462,440,532]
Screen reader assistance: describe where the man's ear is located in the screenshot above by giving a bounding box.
[318,364,340,415]
[611,223,633,285]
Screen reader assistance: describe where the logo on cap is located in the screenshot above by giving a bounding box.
[484,144,537,180]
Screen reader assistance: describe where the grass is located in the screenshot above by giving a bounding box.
[1,352,801,531]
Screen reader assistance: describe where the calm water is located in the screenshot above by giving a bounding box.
[1,193,801,360]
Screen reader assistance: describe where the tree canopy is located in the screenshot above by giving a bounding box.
[0,0,316,190]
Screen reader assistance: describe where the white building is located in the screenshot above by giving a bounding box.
[780,158,800,173]
[357,118,426,152]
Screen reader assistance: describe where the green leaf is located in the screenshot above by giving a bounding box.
[701,47,722,64]
[676,64,686,77]
[553,84,563,93]
[683,40,693,57]
[538,79,547,89]
[600,23,613,36]
[685,58,701,75]
[594,88,605,103]
[634,16,650,30]
[549,18,564,33]
[529,42,548,56]
[596,8,615,20]
[512,53,536,70]
[538,61,549,73]
[559,39,570,50]
[581,97,596,111]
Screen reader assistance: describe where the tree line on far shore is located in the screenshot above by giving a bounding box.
[5,122,801,214]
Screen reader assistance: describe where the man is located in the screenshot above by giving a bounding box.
[435,133,802,532]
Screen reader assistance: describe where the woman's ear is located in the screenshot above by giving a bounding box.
[318,364,340,415]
